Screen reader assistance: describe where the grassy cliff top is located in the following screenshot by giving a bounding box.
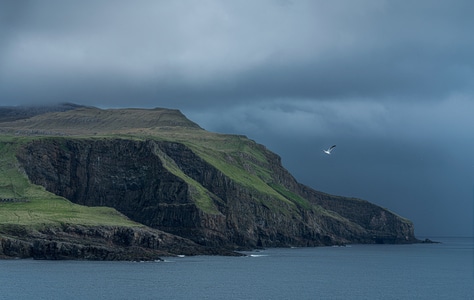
[0,105,285,228]
[0,105,202,135]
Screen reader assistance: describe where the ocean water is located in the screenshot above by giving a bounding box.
[1,237,472,300]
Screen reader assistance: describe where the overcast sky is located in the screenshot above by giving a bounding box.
[1,0,473,237]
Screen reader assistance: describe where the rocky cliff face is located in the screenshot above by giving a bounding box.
[16,137,417,252]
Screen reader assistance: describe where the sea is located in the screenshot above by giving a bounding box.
[1,237,472,300]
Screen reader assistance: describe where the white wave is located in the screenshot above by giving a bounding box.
[249,254,268,257]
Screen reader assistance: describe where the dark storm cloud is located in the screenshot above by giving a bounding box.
[1,0,473,107]
[0,0,473,236]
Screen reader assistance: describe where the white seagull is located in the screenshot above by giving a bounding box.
[323,145,336,155]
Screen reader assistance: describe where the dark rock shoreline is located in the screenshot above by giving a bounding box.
[0,224,240,261]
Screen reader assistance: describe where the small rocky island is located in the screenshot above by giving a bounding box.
[0,104,419,260]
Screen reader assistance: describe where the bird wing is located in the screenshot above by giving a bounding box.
[323,145,336,154]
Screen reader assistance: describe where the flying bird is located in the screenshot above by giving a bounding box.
[323,145,336,155]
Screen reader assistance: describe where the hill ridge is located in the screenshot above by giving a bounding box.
[0,105,202,136]
[0,104,419,260]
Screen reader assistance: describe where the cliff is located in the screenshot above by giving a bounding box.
[0,105,418,259]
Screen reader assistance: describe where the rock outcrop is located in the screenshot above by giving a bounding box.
[0,224,234,260]
[16,138,417,251]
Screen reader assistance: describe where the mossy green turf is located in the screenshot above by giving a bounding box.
[153,146,221,215]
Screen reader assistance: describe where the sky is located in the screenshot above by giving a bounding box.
[1,0,473,237]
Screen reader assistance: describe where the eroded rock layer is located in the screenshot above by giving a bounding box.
[15,138,417,253]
